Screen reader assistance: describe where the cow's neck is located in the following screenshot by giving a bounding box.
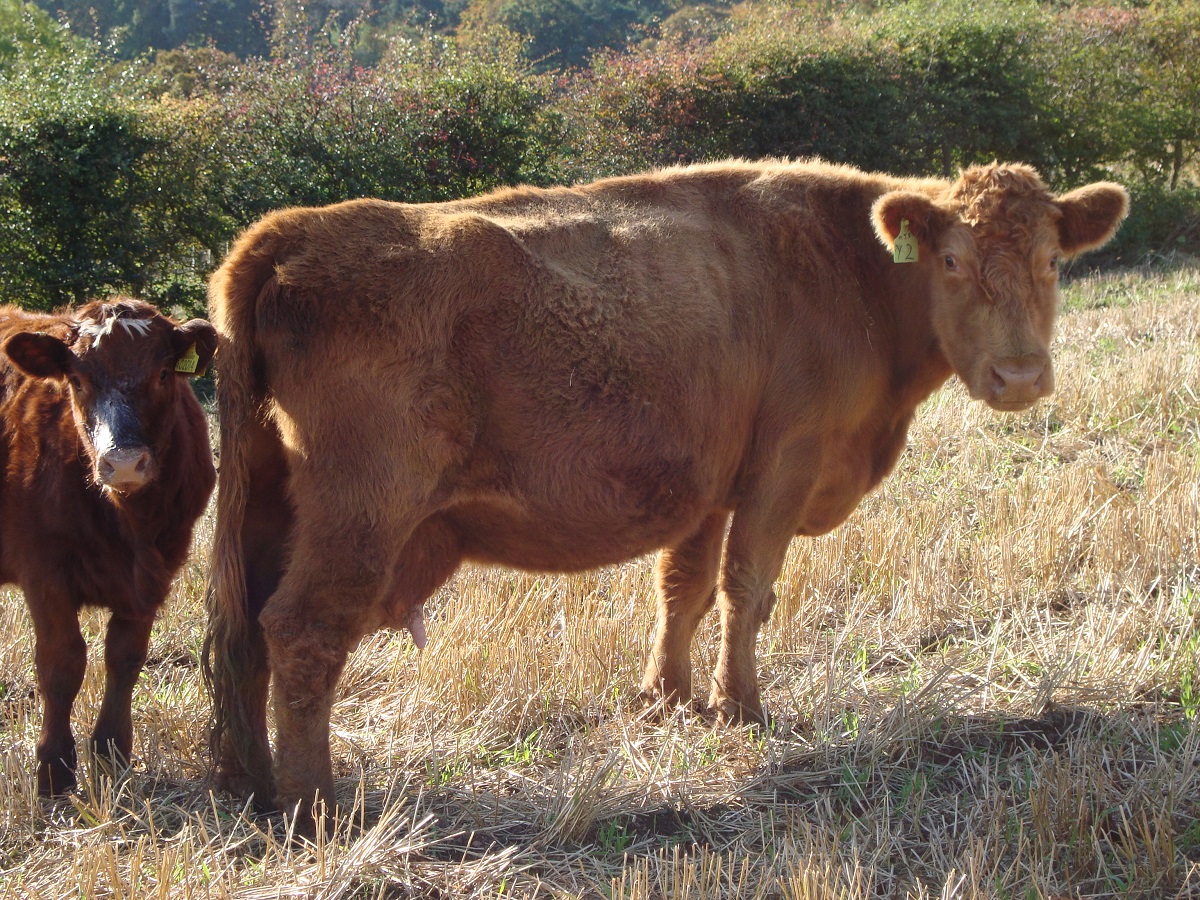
[866,238,955,413]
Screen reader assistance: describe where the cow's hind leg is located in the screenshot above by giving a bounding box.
[28,590,87,795]
[708,501,795,725]
[91,612,155,773]
[639,511,728,709]
[210,415,291,807]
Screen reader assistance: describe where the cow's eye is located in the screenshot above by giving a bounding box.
[1049,255,1060,272]
[944,254,958,271]
[159,368,170,384]
[68,375,82,390]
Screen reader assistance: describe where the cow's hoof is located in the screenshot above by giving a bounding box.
[214,767,276,813]
[279,794,339,841]
[637,684,693,719]
[708,693,768,727]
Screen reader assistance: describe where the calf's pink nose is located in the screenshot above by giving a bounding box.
[98,448,152,489]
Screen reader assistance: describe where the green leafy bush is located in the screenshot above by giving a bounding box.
[869,0,1053,176]
[1,49,162,308]
[1100,181,1200,265]
[202,26,557,224]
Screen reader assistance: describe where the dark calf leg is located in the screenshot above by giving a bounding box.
[91,612,155,772]
[640,511,728,707]
[28,593,88,795]
[213,623,272,805]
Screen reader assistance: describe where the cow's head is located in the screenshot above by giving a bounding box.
[872,164,1128,411]
[3,299,216,494]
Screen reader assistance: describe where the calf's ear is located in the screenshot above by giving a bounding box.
[172,319,218,377]
[872,191,950,254]
[1055,182,1129,257]
[3,332,76,379]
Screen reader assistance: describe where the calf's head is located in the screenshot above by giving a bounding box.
[3,299,216,493]
[873,164,1128,411]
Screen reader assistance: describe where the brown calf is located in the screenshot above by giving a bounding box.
[1,299,216,794]
[204,159,1127,821]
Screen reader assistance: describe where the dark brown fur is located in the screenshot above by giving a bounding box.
[0,299,217,794]
[203,159,1127,819]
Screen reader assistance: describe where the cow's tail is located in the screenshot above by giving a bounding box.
[201,218,291,805]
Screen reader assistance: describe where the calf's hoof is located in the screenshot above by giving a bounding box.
[89,737,132,774]
[37,758,77,797]
[637,683,693,718]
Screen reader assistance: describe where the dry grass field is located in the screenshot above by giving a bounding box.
[1,262,1198,899]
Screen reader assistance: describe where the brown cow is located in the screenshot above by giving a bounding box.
[204,159,1127,821]
[1,299,216,794]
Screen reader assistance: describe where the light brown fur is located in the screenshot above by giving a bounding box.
[203,159,1127,821]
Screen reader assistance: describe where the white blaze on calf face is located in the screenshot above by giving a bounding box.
[88,393,154,490]
[73,311,167,492]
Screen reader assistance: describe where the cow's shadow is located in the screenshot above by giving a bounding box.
[292,702,1154,856]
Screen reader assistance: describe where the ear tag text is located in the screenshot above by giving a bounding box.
[175,344,200,375]
[893,218,918,264]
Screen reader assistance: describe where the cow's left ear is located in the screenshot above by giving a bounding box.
[172,318,218,377]
[3,332,77,380]
[1055,182,1129,258]
[872,191,951,254]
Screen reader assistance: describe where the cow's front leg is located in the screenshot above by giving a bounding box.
[28,592,88,795]
[258,514,399,832]
[708,504,793,725]
[640,511,728,708]
[91,612,155,772]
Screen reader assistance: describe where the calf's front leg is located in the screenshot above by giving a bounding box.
[91,612,156,771]
[28,591,88,795]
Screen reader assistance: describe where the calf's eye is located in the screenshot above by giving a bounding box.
[159,368,170,384]
[944,254,958,271]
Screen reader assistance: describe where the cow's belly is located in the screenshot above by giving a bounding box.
[446,485,716,573]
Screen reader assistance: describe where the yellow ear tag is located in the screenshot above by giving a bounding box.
[175,344,200,375]
[892,218,918,264]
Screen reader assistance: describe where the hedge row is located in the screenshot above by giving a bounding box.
[2,0,1198,313]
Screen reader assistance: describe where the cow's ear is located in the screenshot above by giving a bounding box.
[172,318,218,377]
[3,332,77,379]
[872,191,949,253]
[1055,182,1129,258]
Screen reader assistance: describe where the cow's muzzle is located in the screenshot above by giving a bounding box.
[986,355,1054,411]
